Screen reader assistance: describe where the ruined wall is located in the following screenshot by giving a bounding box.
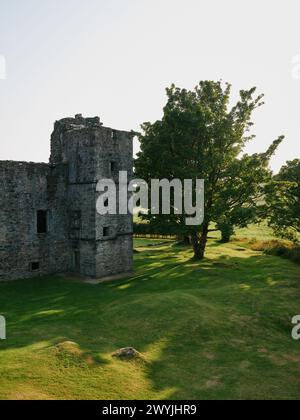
[50,114,134,279]
[93,127,133,277]
[0,161,71,280]
[0,114,133,281]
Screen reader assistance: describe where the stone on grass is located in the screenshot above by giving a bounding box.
[112,347,141,360]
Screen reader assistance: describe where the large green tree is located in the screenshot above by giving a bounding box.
[215,142,283,243]
[266,159,300,242]
[135,81,283,259]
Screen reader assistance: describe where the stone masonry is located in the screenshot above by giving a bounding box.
[0,115,134,281]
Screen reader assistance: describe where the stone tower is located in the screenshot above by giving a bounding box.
[0,115,134,281]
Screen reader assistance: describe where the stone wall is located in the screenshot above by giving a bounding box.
[0,115,133,281]
[0,161,71,280]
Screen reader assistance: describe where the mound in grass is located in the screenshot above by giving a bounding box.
[55,341,82,355]
[54,341,95,367]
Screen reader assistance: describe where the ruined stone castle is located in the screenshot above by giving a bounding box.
[0,115,134,281]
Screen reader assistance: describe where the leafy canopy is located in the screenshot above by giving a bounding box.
[135,81,283,258]
[266,159,300,243]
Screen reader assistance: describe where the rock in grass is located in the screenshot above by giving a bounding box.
[112,347,141,360]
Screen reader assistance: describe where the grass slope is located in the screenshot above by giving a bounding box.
[0,235,299,400]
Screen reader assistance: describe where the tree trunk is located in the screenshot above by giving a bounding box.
[183,235,191,245]
[191,224,209,260]
[221,232,231,243]
[220,224,234,243]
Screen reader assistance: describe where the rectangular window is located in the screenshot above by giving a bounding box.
[31,262,40,271]
[103,227,110,237]
[69,211,81,240]
[70,211,81,230]
[74,250,80,271]
[109,161,117,176]
[37,210,48,234]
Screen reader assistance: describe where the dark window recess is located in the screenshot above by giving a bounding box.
[74,250,80,271]
[70,211,81,230]
[103,227,110,237]
[31,262,40,271]
[70,211,81,240]
[37,210,48,234]
[109,161,117,175]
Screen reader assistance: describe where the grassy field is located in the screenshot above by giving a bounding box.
[0,226,299,400]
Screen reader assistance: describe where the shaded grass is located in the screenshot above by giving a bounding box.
[0,233,300,400]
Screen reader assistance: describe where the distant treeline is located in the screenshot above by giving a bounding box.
[133,223,176,239]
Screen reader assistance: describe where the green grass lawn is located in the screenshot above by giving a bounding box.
[234,222,278,241]
[0,232,299,400]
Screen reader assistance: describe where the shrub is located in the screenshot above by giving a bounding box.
[249,239,300,264]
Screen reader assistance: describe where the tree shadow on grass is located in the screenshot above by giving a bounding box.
[0,248,299,399]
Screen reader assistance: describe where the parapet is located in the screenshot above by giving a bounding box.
[50,115,134,166]
[53,114,103,133]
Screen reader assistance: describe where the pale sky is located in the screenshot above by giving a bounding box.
[0,0,299,173]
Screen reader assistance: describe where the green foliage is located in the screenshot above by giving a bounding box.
[215,140,285,242]
[266,160,300,243]
[135,81,283,258]
[274,159,300,183]
[133,222,176,238]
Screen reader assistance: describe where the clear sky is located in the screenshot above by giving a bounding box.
[0,0,299,172]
